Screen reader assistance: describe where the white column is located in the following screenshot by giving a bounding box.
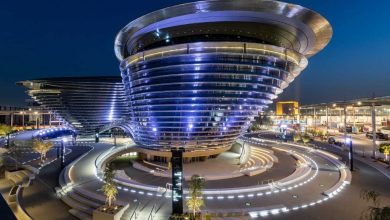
[371,104,377,158]
[313,107,316,129]
[10,113,13,127]
[326,106,329,139]
[339,109,342,127]
[344,107,347,139]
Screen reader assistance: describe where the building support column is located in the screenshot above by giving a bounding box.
[326,106,329,139]
[10,113,13,127]
[22,113,25,128]
[344,107,347,140]
[371,104,377,158]
[49,112,52,127]
[313,107,316,130]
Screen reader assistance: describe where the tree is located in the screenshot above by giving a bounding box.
[379,143,390,167]
[186,174,205,218]
[316,130,325,140]
[360,189,390,220]
[32,138,53,163]
[302,134,311,145]
[8,142,23,170]
[0,124,13,147]
[293,134,301,143]
[102,163,118,209]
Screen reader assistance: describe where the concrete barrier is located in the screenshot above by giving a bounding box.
[15,187,33,220]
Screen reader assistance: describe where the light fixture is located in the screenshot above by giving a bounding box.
[345,137,351,144]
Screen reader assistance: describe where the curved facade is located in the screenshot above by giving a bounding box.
[17,77,129,135]
[116,0,332,150]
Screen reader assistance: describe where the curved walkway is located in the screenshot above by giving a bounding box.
[57,136,352,219]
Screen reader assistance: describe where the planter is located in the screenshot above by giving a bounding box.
[5,169,29,186]
[93,204,129,220]
[5,169,23,179]
[8,185,18,203]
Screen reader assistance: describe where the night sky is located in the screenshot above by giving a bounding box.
[1,0,389,107]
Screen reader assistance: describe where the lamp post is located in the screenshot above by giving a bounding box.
[95,133,99,143]
[95,128,99,143]
[346,136,354,171]
[57,141,60,159]
[60,137,67,169]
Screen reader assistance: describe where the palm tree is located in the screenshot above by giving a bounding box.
[379,143,390,167]
[32,138,54,163]
[186,174,205,218]
[102,163,118,209]
[360,189,390,220]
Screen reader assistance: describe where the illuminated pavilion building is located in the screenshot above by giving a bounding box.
[115,0,332,153]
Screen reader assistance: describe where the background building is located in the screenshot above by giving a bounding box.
[17,77,129,135]
[299,96,390,135]
[266,96,390,138]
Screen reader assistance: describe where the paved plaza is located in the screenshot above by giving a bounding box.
[0,129,388,220]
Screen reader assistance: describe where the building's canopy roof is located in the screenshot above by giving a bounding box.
[115,0,332,60]
[301,96,390,109]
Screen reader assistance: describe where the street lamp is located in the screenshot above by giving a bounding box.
[112,128,117,146]
[345,136,354,171]
[95,128,99,143]
[60,137,67,169]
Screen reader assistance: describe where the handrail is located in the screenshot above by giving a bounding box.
[123,42,307,69]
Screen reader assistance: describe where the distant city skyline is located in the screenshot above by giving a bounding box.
[1,0,390,106]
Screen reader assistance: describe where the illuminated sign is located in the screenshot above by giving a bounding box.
[171,148,184,214]
[276,101,299,116]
